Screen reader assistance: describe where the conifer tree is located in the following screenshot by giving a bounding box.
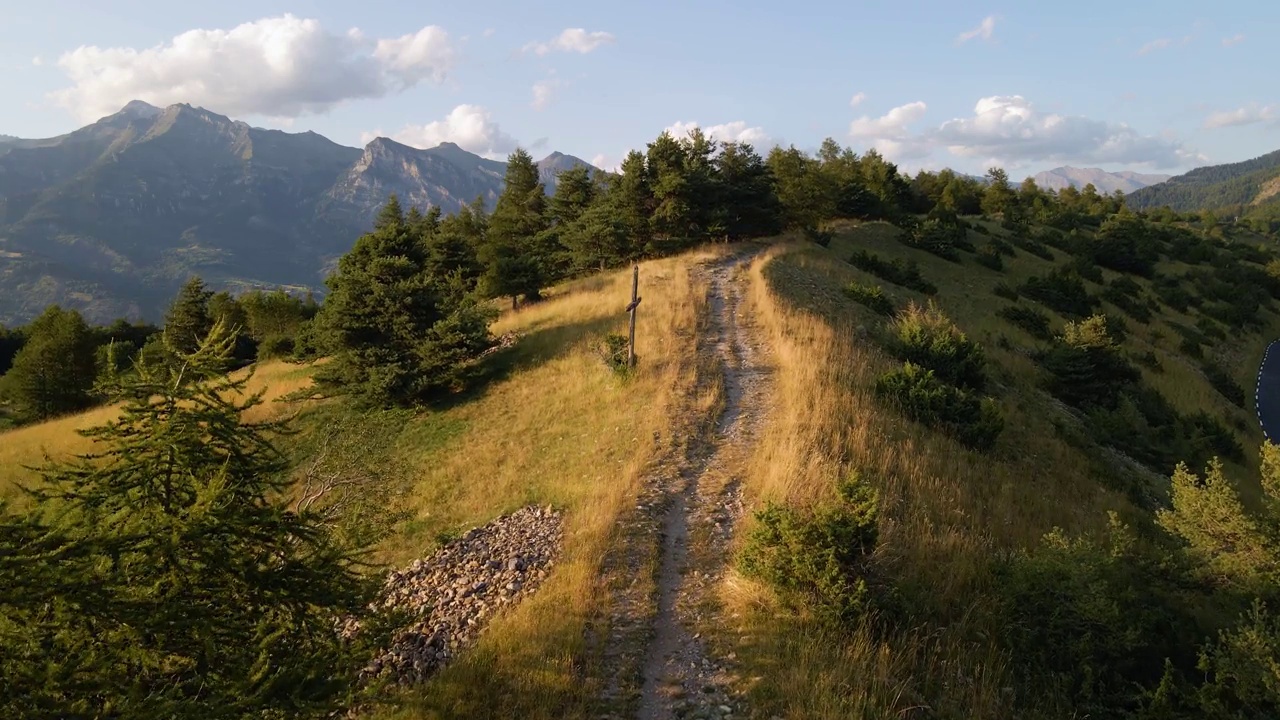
[646,132,695,254]
[164,277,214,355]
[480,149,549,308]
[1,305,98,421]
[0,321,378,718]
[316,194,493,405]
[613,151,654,258]
[714,142,783,240]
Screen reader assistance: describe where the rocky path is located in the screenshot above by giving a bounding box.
[603,248,773,720]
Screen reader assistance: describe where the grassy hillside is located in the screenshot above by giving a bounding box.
[0,250,714,718]
[712,218,1280,717]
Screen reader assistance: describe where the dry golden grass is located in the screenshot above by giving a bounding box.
[364,251,714,719]
[0,359,313,500]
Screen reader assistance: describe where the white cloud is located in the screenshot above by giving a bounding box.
[665,120,772,147]
[1204,103,1276,129]
[849,101,928,142]
[1223,33,1246,47]
[49,14,455,123]
[956,15,997,45]
[522,28,615,56]
[367,104,518,159]
[931,95,1201,168]
[31,56,43,67]
[483,28,496,38]
[531,79,564,111]
[1137,38,1172,55]
[591,153,621,173]
[849,92,867,108]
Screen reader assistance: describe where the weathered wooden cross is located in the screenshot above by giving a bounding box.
[624,264,642,368]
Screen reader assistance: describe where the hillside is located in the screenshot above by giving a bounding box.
[1031,166,1171,194]
[0,101,599,325]
[6,215,1280,717]
[1126,148,1280,212]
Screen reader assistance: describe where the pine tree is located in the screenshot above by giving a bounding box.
[316,195,493,405]
[1,305,98,421]
[981,167,1016,217]
[480,149,549,309]
[164,277,214,356]
[714,142,783,240]
[0,322,378,718]
[646,132,695,254]
[613,151,653,258]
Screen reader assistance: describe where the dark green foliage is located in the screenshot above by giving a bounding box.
[1088,214,1159,276]
[0,324,377,718]
[1201,361,1246,407]
[164,277,214,355]
[1008,233,1056,261]
[481,150,550,307]
[1020,268,1099,318]
[989,237,1017,257]
[842,282,896,316]
[1039,316,1140,409]
[1071,255,1105,283]
[0,324,26,375]
[875,363,1003,450]
[740,473,879,624]
[1125,148,1280,212]
[889,303,987,390]
[998,305,1053,340]
[993,282,1020,301]
[767,145,836,232]
[599,333,633,376]
[1135,350,1164,372]
[1180,336,1205,359]
[1101,282,1154,322]
[315,195,494,407]
[846,250,937,294]
[896,214,966,262]
[997,516,1203,717]
[714,141,784,240]
[1153,275,1197,312]
[0,306,98,421]
[974,247,1005,271]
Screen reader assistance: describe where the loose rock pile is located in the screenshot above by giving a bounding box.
[361,504,564,685]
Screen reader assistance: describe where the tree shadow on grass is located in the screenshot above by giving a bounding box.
[432,311,629,412]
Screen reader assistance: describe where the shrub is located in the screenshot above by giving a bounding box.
[600,333,634,376]
[1134,350,1163,372]
[998,305,1053,340]
[804,225,834,248]
[974,248,1005,271]
[843,282,896,316]
[875,362,1003,450]
[989,237,1017,257]
[1020,268,1098,318]
[1010,234,1056,261]
[1072,256,1105,283]
[1180,336,1204,359]
[256,334,295,361]
[1089,215,1159,276]
[847,250,938,295]
[740,474,879,624]
[1101,283,1154,322]
[1201,361,1246,407]
[897,216,965,262]
[1039,315,1140,409]
[993,282,1020,301]
[890,302,987,389]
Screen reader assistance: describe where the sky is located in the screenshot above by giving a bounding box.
[1,0,1277,176]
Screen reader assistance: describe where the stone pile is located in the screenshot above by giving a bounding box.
[362,504,564,685]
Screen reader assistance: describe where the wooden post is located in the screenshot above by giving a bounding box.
[625,264,642,368]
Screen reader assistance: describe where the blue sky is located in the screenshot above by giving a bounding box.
[2,0,1276,176]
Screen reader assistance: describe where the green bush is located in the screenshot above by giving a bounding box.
[847,250,938,295]
[843,281,896,316]
[600,333,634,375]
[989,237,1017,257]
[1009,234,1056,261]
[1201,361,1246,407]
[256,334,295,361]
[1039,315,1140,409]
[974,247,1005,271]
[1021,268,1099,318]
[889,303,987,389]
[993,282,1020,301]
[875,362,1003,450]
[998,305,1053,340]
[740,474,879,624]
[1071,256,1105,283]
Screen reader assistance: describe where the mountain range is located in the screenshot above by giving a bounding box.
[1029,166,1172,194]
[0,101,597,325]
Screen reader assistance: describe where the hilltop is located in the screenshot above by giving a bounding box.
[0,101,598,325]
[1126,147,1280,215]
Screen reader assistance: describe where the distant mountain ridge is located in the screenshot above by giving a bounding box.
[0,101,599,324]
[1030,166,1171,194]
[1124,149,1280,213]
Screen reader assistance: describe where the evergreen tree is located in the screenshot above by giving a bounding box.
[480,149,549,308]
[562,199,629,271]
[0,325,27,376]
[714,142,783,239]
[981,167,1016,217]
[316,195,493,405]
[767,146,835,231]
[647,132,696,254]
[612,151,654,258]
[1,306,98,421]
[164,277,214,356]
[207,291,255,363]
[0,322,377,718]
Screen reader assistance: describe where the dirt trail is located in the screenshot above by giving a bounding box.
[623,248,773,720]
